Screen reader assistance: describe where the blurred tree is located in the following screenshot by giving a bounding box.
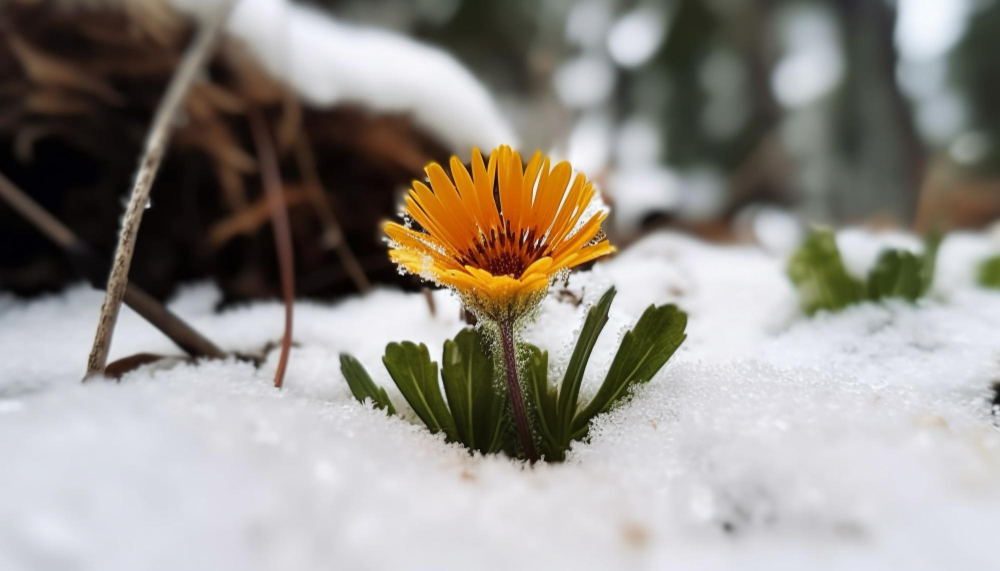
[318,0,994,230]
[952,0,1000,172]
[833,0,925,224]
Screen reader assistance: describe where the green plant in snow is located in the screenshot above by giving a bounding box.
[339,287,688,462]
[787,230,941,315]
[977,255,1000,289]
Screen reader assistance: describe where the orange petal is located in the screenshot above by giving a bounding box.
[426,162,477,246]
[450,156,486,234]
[472,147,501,229]
[519,151,543,232]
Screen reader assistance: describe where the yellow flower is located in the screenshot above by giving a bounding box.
[385,145,615,321]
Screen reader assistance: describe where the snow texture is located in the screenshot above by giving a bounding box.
[2,230,1000,570]
[169,0,516,152]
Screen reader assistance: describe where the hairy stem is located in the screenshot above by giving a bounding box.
[499,320,538,462]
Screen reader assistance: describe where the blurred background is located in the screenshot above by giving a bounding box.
[1,0,998,303]
[329,0,999,236]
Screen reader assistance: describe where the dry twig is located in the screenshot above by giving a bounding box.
[423,288,435,317]
[294,136,372,293]
[0,171,226,359]
[207,186,312,247]
[84,2,234,379]
[248,108,295,390]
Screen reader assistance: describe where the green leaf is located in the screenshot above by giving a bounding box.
[382,342,457,440]
[978,254,1000,289]
[339,353,395,415]
[866,249,924,302]
[866,233,942,302]
[524,343,561,460]
[919,232,942,294]
[787,230,865,314]
[441,328,506,454]
[572,303,687,437]
[556,288,616,443]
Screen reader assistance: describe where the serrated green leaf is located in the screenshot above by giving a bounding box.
[339,353,395,415]
[441,328,506,454]
[523,343,561,460]
[787,230,865,314]
[978,254,1000,288]
[866,249,924,302]
[572,304,687,437]
[556,288,616,443]
[383,342,456,440]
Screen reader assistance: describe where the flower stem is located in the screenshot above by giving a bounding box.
[499,320,538,462]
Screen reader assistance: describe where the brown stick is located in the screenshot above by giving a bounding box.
[423,288,436,317]
[0,170,75,248]
[248,109,295,390]
[121,287,226,359]
[84,3,234,379]
[0,171,226,359]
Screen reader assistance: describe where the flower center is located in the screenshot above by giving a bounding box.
[482,250,527,278]
[453,218,551,279]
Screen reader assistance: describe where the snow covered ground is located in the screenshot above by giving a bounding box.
[1,230,999,570]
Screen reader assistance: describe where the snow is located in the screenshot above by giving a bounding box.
[2,230,1000,570]
[608,167,682,232]
[168,0,516,152]
[835,228,924,280]
[553,54,616,109]
[771,4,844,108]
[606,5,669,69]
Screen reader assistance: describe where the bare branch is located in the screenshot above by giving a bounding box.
[84,2,235,379]
[248,108,295,390]
[0,170,226,360]
[0,170,76,248]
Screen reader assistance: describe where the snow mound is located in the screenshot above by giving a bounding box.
[170,0,516,152]
[2,231,1000,570]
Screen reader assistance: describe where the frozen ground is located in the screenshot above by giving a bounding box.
[1,230,999,570]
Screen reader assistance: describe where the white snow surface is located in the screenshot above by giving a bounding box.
[2,231,1000,570]
[169,0,516,152]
